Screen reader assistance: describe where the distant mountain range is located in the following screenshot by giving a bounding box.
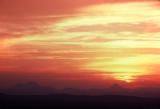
[1,82,160,98]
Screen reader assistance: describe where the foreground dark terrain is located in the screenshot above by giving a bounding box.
[0,94,160,109]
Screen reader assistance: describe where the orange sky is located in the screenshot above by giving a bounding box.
[1,0,160,88]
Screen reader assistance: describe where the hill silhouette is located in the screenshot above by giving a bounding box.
[1,82,160,97]
[0,82,56,95]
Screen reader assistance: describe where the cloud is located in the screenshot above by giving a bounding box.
[0,0,158,39]
[1,0,160,86]
[64,22,160,34]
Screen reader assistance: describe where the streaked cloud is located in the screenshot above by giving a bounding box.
[1,0,160,86]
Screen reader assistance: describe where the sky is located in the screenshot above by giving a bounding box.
[1,0,160,89]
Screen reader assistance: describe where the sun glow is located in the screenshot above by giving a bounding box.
[52,1,160,82]
[85,55,160,82]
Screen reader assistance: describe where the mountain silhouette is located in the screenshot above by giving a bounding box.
[2,81,56,95]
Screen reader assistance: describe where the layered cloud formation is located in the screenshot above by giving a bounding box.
[1,0,160,87]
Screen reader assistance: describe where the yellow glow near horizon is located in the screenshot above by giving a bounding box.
[53,1,160,82]
[85,55,160,82]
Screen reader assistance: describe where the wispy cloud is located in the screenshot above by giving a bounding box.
[1,0,160,86]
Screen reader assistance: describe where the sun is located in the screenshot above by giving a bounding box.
[113,73,139,83]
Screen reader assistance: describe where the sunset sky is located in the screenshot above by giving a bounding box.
[1,0,160,89]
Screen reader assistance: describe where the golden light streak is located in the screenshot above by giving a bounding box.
[52,1,160,82]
